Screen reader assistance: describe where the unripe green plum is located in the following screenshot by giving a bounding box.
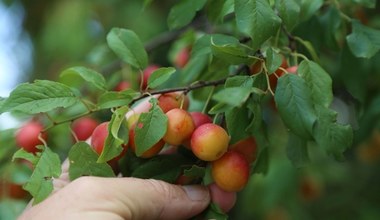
[163,108,195,146]
[212,150,249,192]
[191,123,229,161]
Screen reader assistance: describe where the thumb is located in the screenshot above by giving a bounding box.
[98,177,211,220]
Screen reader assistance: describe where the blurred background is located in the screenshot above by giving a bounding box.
[1,0,380,219]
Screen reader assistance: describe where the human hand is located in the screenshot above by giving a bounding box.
[19,95,210,220]
[19,175,210,220]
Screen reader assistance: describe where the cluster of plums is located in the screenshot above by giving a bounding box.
[89,91,256,212]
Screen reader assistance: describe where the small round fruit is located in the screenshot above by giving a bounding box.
[0,180,29,199]
[90,122,127,161]
[114,81,131,91]
[230,137,257,163]
[163,108,195,146]
[269,56,288,90]
[212,150,249,192]
[72,117,99,141]
[141,64,160,90]
[189,112,212,128]
[174,47,191,68]
[250,60,263,75]
[158,92,189,113]
[286,65,298,74]
[208,183,237,213]
[16,121,47,153]
[191,123,229,161]
[129,123,165,158]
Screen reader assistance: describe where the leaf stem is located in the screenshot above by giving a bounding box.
[202,86,216,114]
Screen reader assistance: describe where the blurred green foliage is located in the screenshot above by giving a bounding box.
[1,0,380,219]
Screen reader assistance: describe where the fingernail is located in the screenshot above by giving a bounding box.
[183,185,209,201]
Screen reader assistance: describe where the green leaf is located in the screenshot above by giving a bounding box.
[298,0,323,21]
[298,60,333,107]
[0,200,28,220]
[207,0,234,22]
[211,39,252,64]
[60,66,106,91]
[225,107,250,144]
[208,102,233,114]
[353,0,376,8]
[97,90,139,109]
[191,34,239,58]
[265,48,282,74]
[274,74,317,139]
[0,80,78,114]
[143,0,154,8]
[212,87,252,107]
[346,20,380,58]
[235,0,282,50]
[294,37,320,63]
[107,28,148,69]
[286,132,309,168]
[167,0,207,30]
[131,155,187,183]
[275,0,300,30]
[252,145,269,174]
[0,97,5,109]
[147,67,176,89]
[69,142,116,180]
[246,98,262,134]
[203,203,228,220]
[183,165,206,178]
[12,148,39,165]
[135,99,168,157]
[202,164,213,185]
[98,106,129,163]
[318,7,342,50]
[225,75,254,88]
[15,146,61,204]
[313,107,353,160]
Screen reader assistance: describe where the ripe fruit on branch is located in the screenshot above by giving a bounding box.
[114,81,131,91]
[212,150,249,192]
[129,123,165,158]
[249,60,263,75]
[141,64,160,90]
[189,112,212,128]
[182,112,212,149]
[174,46,191,68]
[90,122,127,161]
[230,137,257,164]
[72,117,99,141]
[208,183,237,213]
[16,121,47,153]
[191,123,229,161]
[163,108,195,145]
[0,180,29,199]
[269,56,288,90]
[158,92,189,113]
[286,65,298,74]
